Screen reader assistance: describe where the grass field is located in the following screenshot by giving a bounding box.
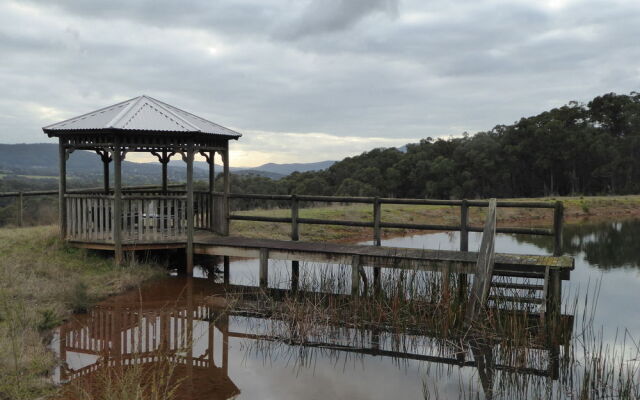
[0,226,164,400]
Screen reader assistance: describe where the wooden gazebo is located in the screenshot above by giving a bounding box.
[43,95,241,272]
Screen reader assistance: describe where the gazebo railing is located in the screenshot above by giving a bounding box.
[65,190,218,243]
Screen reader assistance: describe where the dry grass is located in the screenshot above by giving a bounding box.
[0,225,164,400]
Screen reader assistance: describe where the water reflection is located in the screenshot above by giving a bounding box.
[511,220,640,270]
[53,276,572,400]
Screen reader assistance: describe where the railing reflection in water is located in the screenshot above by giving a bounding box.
[53,275,572,400]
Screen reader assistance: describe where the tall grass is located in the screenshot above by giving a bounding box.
[227,264,639,399]
[0,226,164,400]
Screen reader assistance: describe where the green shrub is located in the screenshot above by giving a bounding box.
[68,282,93,314]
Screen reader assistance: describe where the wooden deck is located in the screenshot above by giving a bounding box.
[193,234,574,277]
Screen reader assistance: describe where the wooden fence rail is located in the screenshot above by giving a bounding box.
[0,187,564,257]
[224,192,564,256]
[0,184,185,228]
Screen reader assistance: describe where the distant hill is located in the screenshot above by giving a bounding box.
[0,143,333,185]
[0,143,208,183]
[192,160,336,179]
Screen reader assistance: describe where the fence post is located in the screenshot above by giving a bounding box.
[17,192,24,227]
[259,248,269,289]
[291,195,300,291]
[548,201,564,328]
[373,197,381,246]
[458,199,469,300]
[553,201,564,257]
[373,197,381,294]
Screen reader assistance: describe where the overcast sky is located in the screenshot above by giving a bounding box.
[1,0,638,166]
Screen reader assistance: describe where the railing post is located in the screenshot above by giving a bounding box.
[113,143,123,265]
[185,142,195,275]
[373,197,381,246]
[17,192,23,227]
[259,248,269,288]
[351,254,361,296]
[548,200,564,328]
[291,195,299,241]
[291,195,300,291]
[222,147,230,236]
[208,151,216,231]
[223,256,230,284]
[458,199,469,300]
[58,140,67,239]
[464,198,497,327]
[553,201,564,257]
[373,197,381,294]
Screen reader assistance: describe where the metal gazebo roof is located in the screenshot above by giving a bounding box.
[43,95,242,138]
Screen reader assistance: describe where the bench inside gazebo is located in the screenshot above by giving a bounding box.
[43,95,240,271]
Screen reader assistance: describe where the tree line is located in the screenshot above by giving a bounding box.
[226,92,640,199]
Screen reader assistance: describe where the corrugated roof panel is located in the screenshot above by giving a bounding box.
[156,99,241,137]
[120,101,191,132]
[44,99,135,130]
[42,95,242,138]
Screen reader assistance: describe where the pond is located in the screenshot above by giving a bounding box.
[51,219,640,399]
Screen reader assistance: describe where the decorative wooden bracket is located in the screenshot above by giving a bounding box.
[151,150,176,164]
[95,149,112,163]
[199,150,216,165]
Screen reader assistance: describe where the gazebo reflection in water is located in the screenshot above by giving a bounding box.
[53,278,239,399]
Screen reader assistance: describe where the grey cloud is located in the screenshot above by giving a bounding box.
[274,0,398,39]
[0,0,639,165]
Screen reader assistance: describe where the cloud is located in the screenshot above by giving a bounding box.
[275,0,398,39]
[0,0,639,164]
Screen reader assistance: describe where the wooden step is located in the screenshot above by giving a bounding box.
[492,269,546,279]
[491,282,544,291]
[488,295,545,305]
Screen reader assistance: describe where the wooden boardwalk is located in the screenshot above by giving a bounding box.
[194,235,573,273]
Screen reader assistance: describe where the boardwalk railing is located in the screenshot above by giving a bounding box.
[1,187,564,255]
[226,193,564,255]
[0,184,186,228]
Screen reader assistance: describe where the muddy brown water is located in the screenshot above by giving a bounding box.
[51,219,640,399]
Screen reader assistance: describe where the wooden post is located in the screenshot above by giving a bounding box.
[372,197,381,294]
[103,157,110,194]
[553,201,564,257]
[458,199,469,300]
[464,199,496,327]
[161,150,168,192]
[351,254,361,296]
[186,142,195,275]
[113,144,123,265]
[222,146,230,236]
[291,195,300,291]
[58,140,67,239]
[209,151,216,230]
[223,256,230,284]
[373,197,381,246]
[548,201,564,326]
[222,313,229,375]
[460,199,469,251]
[17,192,23,227]
[259,248,269,288]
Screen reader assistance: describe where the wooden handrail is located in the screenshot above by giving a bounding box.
[1,188,564,247]
[226,193,561,239]
[0,184,185,198]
